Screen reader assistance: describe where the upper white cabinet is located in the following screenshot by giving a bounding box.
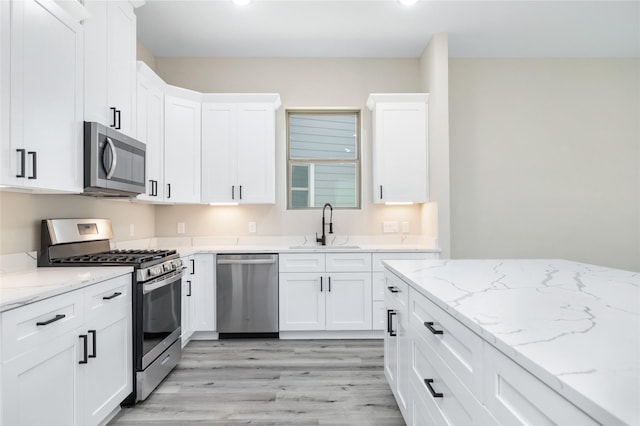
[367,94,429,204]
[164,86,202,204]
[83,0,137,138]
[0,0,83,193]
[136,61,166,201]
[201,94,280,204]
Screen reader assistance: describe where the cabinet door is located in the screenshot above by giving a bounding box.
[82,311,132,426]
[106,1,136,138]
[396,303,411,417]
[164,95,201,203]
[136,69,165,201]
[384,294,399,393]
[236,104,276,204]
[372,101,427,203]
[192,254,216,332]
[4,0,83,191]
[325,272,372,330]
[201,103,237,203]
[279,273,325,331]
[181,257,195,346]
[2,331,81,425]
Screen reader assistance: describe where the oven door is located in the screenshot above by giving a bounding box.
[140,268,184,370]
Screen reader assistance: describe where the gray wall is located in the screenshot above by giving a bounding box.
[449,58,640,272]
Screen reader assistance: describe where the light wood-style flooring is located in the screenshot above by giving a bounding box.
[110,339,404,425]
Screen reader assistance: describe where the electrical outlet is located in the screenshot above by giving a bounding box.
[402,221,409,233]
[129,224,135,237]
[383,221,398,233]
[177,222,185,234]
[248,221,257,233]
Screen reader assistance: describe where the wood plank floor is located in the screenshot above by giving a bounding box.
[110,339,404,425]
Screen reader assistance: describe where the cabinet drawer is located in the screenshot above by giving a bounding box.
[2,290,84,361]
[373,252,438,272]
[325,252,371,272]
[409,288,483,398]
[410,335,486,425]
[84,274,132,322]
[483,344,597,426]
[279,253,325,273]
[372,272,385,301]
[384,271,409,309]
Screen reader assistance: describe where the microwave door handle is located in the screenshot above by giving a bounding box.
[104,137,118,179]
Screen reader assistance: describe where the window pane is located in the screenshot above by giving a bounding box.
[291,164,309,188]
[314,163,357,208]
[289,114,357,160]
[291,189,309,208]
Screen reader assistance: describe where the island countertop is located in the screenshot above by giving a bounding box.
[382,259,640,426]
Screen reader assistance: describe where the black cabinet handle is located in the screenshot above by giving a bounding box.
[328,276,331,292]
[380,185,383,200]
[36,314,65,326]
[16,149,25,178]
[424,321,444,335]
[167,183,171,199]
[149,179,154,196]
[88,330,97,358]
[153,180,158,196]
[424,379,443,398]
[103,292,122,300]
[190,258,195,274]
[187,280,192,296]
[320,276,323,292]
[110,107,117,127]
[239,185,243,200]
[79,334,88,364]
[28,151,37,179]
[231,185,235,200]
[115,109,121,130]
[387,286,399,294]
[387,309,397,336]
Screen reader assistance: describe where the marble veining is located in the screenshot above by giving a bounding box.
[0,266,133,312]
[383,259,640,426]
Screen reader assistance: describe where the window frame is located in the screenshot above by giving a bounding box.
[286,109,362,210]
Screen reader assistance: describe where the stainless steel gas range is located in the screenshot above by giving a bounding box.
[39,218,184,403]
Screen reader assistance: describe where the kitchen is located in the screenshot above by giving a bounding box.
[0,0,639,425]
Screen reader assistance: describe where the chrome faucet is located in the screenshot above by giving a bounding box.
[316,203,333,246]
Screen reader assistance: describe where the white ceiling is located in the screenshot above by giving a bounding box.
[136,0,640,58]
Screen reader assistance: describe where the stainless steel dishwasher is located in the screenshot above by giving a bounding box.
[216,254,279,338]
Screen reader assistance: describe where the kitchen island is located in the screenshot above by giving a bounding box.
[383,259,639,425]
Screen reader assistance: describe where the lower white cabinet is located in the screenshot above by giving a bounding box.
[182,253,216,346]
[279,253,372,331]
[1,273,132,426]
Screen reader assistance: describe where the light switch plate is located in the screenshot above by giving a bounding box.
[402,221,409,233]
[129,224,135,237]
[177,222,185,234]
[383,221,398,233]
[249,221,257,233]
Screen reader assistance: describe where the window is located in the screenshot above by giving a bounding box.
[287,110,361,209]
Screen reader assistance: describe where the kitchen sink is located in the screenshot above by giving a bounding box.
[288,245,360,250]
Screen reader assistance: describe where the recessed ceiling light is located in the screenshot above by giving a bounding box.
[232,0,251,5]
[398,0,418,5]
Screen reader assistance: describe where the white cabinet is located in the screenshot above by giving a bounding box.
[367,94,429,204]
[1,274,132,426]
[384,271,410,419]
[136,61,166,201]
[279,253,372,331]
[83,0,137,138]
[201,94,280,204]
[181,254,215,346]
[164,87,202,203]
[1,0,83,192]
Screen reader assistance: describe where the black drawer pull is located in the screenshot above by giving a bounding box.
[187,280,192,297]
[387,286,399,293]
[424,321,444,335]
[79,334,88,364]
[424,379,443,398]
[387,309,397,336]
[36,314,65,326]
[88,330,97,358]
[102,292,122,300]
[320,276,323,292]
[16,149,26,177]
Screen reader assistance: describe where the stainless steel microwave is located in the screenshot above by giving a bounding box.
[84,121,146,197]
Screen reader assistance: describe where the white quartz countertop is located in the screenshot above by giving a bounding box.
[0,266,133,313]
[171,244,439,257]
[383,259,640,426]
